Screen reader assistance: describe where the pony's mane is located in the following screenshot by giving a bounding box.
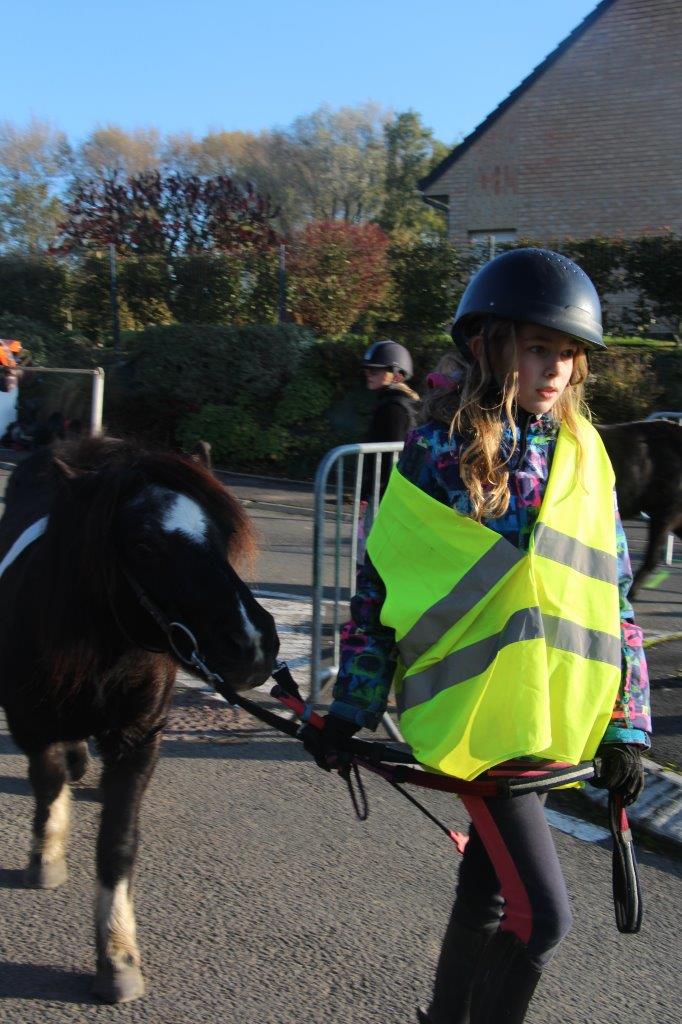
[52,436,256,567]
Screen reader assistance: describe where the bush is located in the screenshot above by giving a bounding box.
[0,256,71,330]
[387,239,471,334]
[170,253,243,325]
[0,313,96,367]
[587,348,662,422]
[126,322,314,404]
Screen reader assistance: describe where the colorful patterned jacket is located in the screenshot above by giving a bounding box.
[330,415,652,747]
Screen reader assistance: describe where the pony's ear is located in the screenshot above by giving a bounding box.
[191,440,213,472]
[52,457,98,483]
[52,456,82,480]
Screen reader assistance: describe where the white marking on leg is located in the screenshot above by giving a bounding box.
[32,784,70,864]
[96,879,140,968]
[160,493,208,543]
[238,599,264,662]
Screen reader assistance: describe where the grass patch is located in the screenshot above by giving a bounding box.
[606,335,678,349]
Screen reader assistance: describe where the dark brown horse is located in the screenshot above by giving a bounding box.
[597,419,682,597]
[0,437,279,1002]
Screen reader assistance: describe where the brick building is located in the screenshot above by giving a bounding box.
[420,0,682,248]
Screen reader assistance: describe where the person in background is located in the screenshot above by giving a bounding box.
[303,249,650,1024]
[362,339,420,458]
[357,340,420,563]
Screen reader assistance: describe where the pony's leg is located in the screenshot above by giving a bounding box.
[92,731,162,1004]
[65,740,90,782]
[631,515,669,597]
[25,743,70,889]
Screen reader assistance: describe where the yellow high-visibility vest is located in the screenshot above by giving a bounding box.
[366,416,621,780]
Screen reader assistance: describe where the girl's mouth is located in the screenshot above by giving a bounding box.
[537,388,557,398]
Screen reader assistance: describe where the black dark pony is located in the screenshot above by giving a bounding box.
[597,419,682,596]
[0,437,279,1003]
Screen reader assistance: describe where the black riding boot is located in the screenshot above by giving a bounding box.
[469,930,542,1024]
[417,920,498,1024]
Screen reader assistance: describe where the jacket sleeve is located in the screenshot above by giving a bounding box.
[329,554,398,729]
[602,493,652,747]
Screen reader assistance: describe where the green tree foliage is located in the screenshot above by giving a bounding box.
[0,120,71,252]
[288,221,391,337]
[379,111,449,239]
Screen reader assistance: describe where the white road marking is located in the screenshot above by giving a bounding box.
[543,808,609,843]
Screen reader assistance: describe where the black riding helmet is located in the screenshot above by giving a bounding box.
[362,340,413,381]
[451,248,604,361]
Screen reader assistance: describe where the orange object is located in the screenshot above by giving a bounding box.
[0,339,22,366]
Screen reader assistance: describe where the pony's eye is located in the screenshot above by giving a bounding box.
[132,540,157,558]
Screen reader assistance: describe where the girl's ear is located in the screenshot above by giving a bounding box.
[468,334,484,360]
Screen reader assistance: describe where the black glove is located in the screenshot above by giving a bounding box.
[300,714,359,772]
[591,743,644,806]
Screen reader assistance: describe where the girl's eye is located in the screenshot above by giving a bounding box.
[561,349,578,359]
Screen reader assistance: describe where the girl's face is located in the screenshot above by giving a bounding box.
[515,324,581,415]
[364,367,396,390]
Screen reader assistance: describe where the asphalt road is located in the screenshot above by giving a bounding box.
[1,707,681,1024]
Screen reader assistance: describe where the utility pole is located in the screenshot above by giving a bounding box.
[278,243,287,323]
[108,243,121,354]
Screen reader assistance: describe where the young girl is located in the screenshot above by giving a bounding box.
[303,249,651,1024]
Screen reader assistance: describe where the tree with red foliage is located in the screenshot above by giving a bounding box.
[54,171,279,257]
[288,220,391,336]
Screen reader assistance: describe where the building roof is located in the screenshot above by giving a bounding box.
[419,0,618,191]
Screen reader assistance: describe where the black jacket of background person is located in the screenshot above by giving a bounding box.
[361,384,418,499]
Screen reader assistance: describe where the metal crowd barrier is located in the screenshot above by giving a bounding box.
[310,441,403,704]
[16,365,105,437]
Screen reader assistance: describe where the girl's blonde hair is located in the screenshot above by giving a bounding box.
[426,319,590,521]
[390,374,420,403]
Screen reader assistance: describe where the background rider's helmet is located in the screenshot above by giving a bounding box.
[451,248,605,360]
[362,340,414,380]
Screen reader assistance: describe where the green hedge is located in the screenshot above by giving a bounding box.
[4,317,680,475]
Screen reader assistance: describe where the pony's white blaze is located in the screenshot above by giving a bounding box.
[160,493,208,543]
[96,878,140,967]
[238,598,264,662]
[32,783,70,863]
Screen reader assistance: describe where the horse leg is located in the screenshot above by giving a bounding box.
[631,515,671,597]
[65,740,90,782]
[92,731,162,1004]
[25,743,70,889]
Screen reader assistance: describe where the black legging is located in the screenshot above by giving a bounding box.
[453,793,573,970]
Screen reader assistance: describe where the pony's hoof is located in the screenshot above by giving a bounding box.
[66,743,90,783]
[25,857,67,889]
[93,964,145,1004]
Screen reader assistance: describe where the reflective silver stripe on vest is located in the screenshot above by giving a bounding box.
[542,614,621,668]
[398,606,544,714]
[398,539,523,669]
[397,608,620,715]
[533,523,617,585]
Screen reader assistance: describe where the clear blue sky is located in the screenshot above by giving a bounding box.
[5,0,599,145]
